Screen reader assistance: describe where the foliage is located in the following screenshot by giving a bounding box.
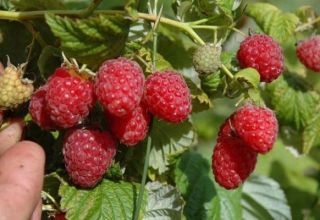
[0,0,320,219]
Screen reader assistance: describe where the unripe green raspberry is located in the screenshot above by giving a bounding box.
[193,43,222,75]
[0,62,34,109]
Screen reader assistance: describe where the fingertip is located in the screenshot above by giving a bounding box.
[18,140,45,163]
[0,119,25,155]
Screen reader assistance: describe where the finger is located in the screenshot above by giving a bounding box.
[0,141,45,220]
[0,119,24,156]
[0,62,4,73]
[30,199,42,220]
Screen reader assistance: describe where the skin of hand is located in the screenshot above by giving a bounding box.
[0,119,45,220]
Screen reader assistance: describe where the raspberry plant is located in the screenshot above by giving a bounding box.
[0,0,320,219]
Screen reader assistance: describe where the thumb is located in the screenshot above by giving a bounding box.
[0,141,45,220]
[0,119,24,156]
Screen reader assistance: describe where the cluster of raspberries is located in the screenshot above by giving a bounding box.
[212,104,278,189]
[29,57,191,188]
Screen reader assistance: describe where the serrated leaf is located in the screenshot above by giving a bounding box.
[144,182,184,220]
[302,112,320,153]
[175,151,242,220]
[45,13,130,69]
[0,0,14,10]
[59,179,148,220]
[246,3,299,43]
[235,68,260,89]
[124,42,172,75]
[11,0,64,10]
[148,119,196,174]
[185,77,212,112]
[242,175,292,220]
[266,74,320,130]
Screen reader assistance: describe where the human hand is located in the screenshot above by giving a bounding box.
[0,119,45,220]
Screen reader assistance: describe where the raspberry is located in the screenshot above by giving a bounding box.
[63,129,117,188]
[237,34,284,82]
[29,86,56,130]
[193,43,222,75]
[217,114,235,139]
[107,103,150,146]
[144,71,191,123]
[212,136,257,189]
[46,70,95,128]
[296,35,320,72]
[54,213,66,220]
[95,58,145,117]
[0,62,33,109]
[233,105,278,154]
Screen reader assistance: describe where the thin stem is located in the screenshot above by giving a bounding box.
[133,136,152,220]
[41,191,62,211]
[187,17,212,25]
[221,63,234,79]
[295,16,320,32]
[80,0,103,17]
[151,4,163,71]
[191,25,221,30]
[23,21,47,47]
[230,27,247,37]
[0,10,205,45]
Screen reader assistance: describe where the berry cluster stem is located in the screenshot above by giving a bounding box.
[295,16,320,32]
[133,135,152,220]
[80,0,104,18]
[221,63,234,79]
[0,9,206,45]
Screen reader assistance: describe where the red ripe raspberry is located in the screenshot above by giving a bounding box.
[46,72,95,128]
[107,104,150,146]
[233,105,278,154]
[296,35,320,72]
[54,213,66,220]
[212,136,257,189]
[237,34,284,82]
[29,86,56,130]
[95,58,145,117]
[217,114,235,139]
[144,71,191,123]
[63,129,117,188]
[49,67,71,80]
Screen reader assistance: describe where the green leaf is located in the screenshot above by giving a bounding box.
[175,151,242,220]
[59,179,148,220]
[266,74,320,130]
[144,182,184,220]
[185,77,212,113]
[0,0,14,10]
[254,141,319,219]
[302,112,320,153]
[45,13,130,69]
[37,46,62,80]
[149,119,196,174]
[11,0,64,10]
[124,42,172,75]
[235,68,260,89]
[246,3,299,43]
[242,175,292,220]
